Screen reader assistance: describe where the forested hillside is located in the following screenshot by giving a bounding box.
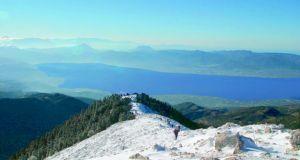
[0,93,88,160]
[10,94,134,160]
[136,93,206,129]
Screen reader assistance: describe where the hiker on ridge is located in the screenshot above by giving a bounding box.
[174,126,180,140]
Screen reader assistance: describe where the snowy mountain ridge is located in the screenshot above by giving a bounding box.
[46,95,300,160]
[122,94,158,116]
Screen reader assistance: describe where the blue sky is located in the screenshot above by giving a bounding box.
[0,0,300,52]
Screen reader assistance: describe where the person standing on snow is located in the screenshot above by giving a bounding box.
[174,126,181,140]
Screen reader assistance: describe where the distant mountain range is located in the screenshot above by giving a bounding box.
[0,45,300,78]
[1,44,300,105]
[0,93,88,160]
[0,38,137,50]
[1,44,300,99]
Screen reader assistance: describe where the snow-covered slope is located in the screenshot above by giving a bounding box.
[46,95,300,160]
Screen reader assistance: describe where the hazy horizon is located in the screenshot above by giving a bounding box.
[1,0,300,53]
[1,37,300,54]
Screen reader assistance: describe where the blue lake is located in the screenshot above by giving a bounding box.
[38,63,300,101]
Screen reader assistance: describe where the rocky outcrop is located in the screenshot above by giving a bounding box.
[129,153,150,160]
[214,131,242,154]
[264,126,272,133]
[290,129,300,150]
[223,157,242,160]
[199,157,220,160]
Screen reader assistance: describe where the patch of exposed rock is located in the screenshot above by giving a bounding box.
[214,131,242,154]
[199,157,220,160]
[264,126,272,133]
[129,153,150,160]
[290,129,300,150]
[223,156,242,160]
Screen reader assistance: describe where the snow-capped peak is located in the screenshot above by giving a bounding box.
[46,98,300,160]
